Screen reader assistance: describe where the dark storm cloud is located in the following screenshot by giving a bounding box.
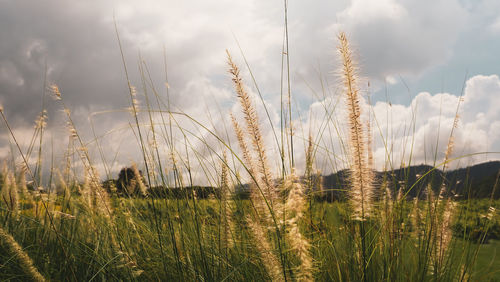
[0,1,134,127]
[0,0,470,127]
[0,0,271,128]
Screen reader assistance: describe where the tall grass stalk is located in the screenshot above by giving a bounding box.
[227,50,287,280]
[338,32,374,281]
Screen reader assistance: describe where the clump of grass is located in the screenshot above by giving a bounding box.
[227,50,278,211]
[227,45,316,280]
[227,50,286,280]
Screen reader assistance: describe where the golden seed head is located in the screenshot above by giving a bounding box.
[0,227,45,281]
[50,84,61,100]
[34,111,47,129]
[487,206,496,220]
[338,31,374,218]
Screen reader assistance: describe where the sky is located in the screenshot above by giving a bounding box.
[0,0,499,185]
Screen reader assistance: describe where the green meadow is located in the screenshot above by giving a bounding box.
[0,30,499,282]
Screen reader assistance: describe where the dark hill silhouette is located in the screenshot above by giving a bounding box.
[100,161,500,200]
[321,161,500,201]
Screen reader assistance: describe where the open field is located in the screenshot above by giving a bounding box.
[0,20,499,281]
[1,195,499,281]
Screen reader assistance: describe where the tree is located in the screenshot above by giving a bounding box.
[116,165,147,196]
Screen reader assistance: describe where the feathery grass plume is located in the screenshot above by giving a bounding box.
[366,119,375,192]
[284,172,313,281]
[8,172,19,214]
[1,169,19,213]
[81,166,112,219]
[50,84,61,100]
[17,164,30,195]
[315,169,324,199]
[304,134,315,193]
[443,97,462,171]
[88,165,112,217]
[230,113,269,214]
[411,197,421,237]
[0,226,45,281]
[131,162,147,196]
[231,113,258,181]
[16,164,34,210]
[34,110,48,130]
[56,170,72,211]
[436,198,455,266]
[81,168,93,209]
[52,86,114,218]
[227,51,285,280]
[337,32,374,219]
[396,183,404,202]
[64,137,73,182]
[384,185,393,208]
[232,111,284,278]
[366,120,374,170]
[226,50,277,209]
[380,181,393,224]
[220,151,234,249]
[443,137,454,172]
[424,182,435,203]
[247,216,284,281]
[119,198,140,235]
[432,183,456,269]
[432,102,460,266]
[170,150,185,188]
[129,85,140,112]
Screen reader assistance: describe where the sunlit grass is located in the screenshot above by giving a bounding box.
[0,26,499,282]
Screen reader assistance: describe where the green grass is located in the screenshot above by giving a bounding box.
[1,196,499,281]
[0,30,498,281]
[473,240,500,280]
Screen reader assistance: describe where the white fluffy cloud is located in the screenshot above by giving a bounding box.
[309,74,500,173]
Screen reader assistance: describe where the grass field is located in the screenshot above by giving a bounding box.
[1,31,499,281]
[473,240,500,280]
[1,196,499,281]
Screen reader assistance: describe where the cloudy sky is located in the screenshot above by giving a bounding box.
[1,0,499,184]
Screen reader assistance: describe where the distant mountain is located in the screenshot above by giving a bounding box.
[321,161,500,201]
